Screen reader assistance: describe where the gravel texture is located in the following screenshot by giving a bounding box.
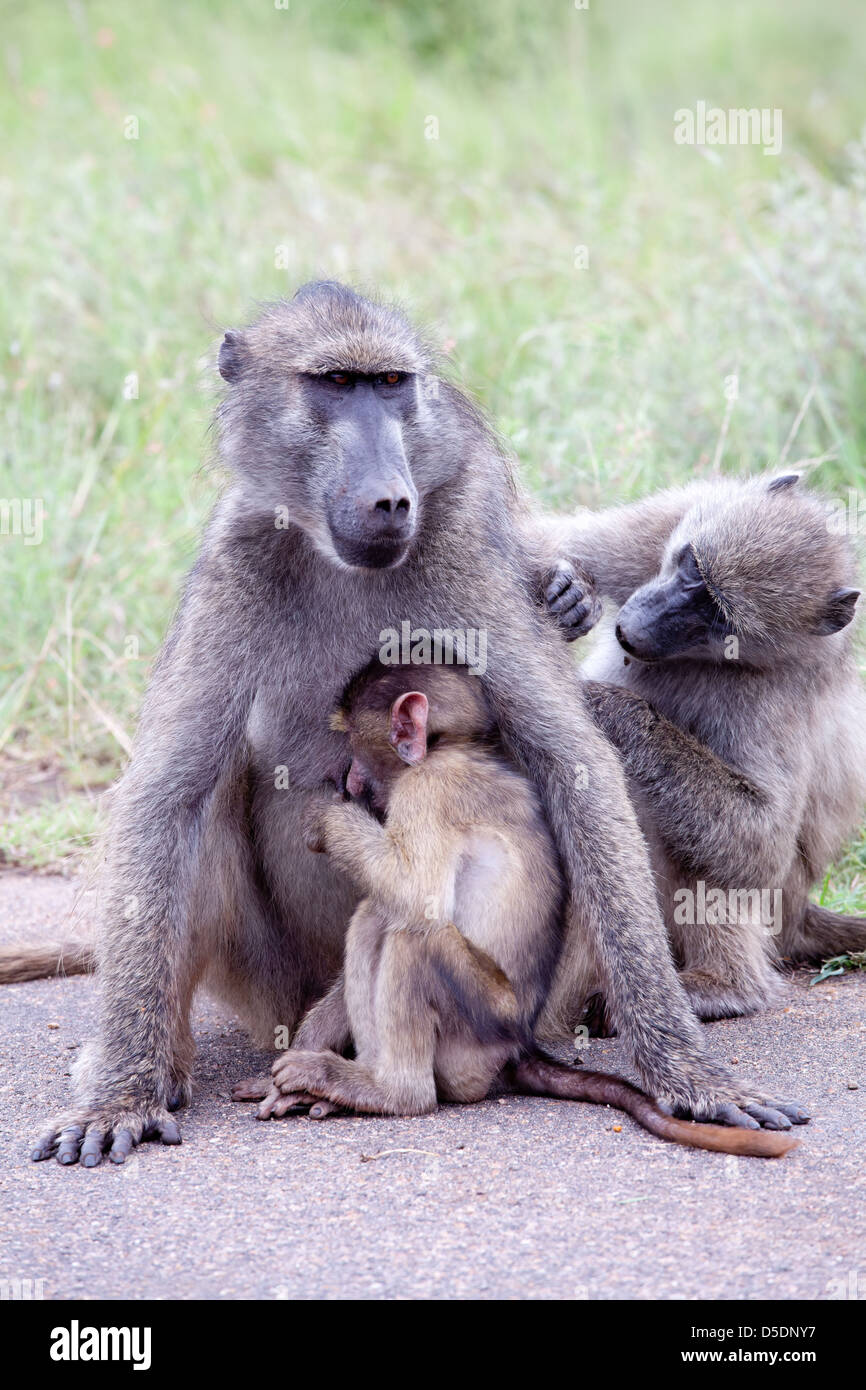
[1,871,863,1301]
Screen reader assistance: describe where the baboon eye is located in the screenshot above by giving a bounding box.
[327,372,352,386]
[379,371,403,386]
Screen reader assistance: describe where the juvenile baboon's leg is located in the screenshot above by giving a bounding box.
[261,930,440,1117]
[581,680,790,1016]
[785,903,866,962]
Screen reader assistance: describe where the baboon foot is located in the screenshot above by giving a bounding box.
[31,1099,182,1168]
[231,1073,272,1102]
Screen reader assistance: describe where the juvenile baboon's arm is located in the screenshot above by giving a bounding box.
[522,486,697,606]
[319,795,455,927]
[582,680,798,884]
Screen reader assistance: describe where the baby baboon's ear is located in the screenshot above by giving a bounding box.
[767,473,800,493]
[813,587,860,635]
[389,692,429,765]
[218,330,249,383]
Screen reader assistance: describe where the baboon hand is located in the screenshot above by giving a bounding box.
[544,559,602,641]
[581,678,657,743]
[305,788,346,853]
[256,1049,344,1120]
[31,1101,182,1168]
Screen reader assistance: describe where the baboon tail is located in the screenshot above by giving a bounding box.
[511,1055,798,1158]
[786,903,866,963]
[0,939,95,984]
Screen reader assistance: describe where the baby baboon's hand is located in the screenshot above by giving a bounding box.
[544,559,602,641]
[31,1100,182,1168]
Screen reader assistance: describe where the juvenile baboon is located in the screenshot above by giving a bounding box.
[23,283,800,1167]
[235,661,800,1155]
[532,473,866,1030]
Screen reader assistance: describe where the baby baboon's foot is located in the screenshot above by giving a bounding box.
[31,1100,181,1168]
[255,1086,341,1120]
[231,1074,272,1102]
[544,560,602,642]
[678,968,778,1021]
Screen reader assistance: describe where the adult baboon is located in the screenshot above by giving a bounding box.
[534,473,866,1031]
[26,284,799,1166]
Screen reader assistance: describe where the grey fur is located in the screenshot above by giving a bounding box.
[533,475,866,1028]
[29,284,775,1166]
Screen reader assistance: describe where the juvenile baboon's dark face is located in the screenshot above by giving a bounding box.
[615,477,860,664]
[616,544,730,662]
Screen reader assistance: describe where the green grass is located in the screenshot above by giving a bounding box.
[1,0,866,907]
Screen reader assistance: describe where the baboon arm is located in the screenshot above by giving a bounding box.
[293,975,350,1052]
[523,487,694,605]
[54,562,270,1140]
[321,797,454,925]
[479,616,738,1113]
[582,680,794,883]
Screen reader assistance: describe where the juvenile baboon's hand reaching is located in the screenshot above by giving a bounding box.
[304,788,345,854]
[543,559,603,641]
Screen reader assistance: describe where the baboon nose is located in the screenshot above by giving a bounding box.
[363,479,413,532]
[372,489,412,523]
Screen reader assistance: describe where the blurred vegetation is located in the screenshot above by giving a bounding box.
[0,0,865,905]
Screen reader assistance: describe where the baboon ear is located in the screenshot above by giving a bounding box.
[814,587,860,635]
[767,473,800,493]
[218,331,249,383]
[389,692,429,765]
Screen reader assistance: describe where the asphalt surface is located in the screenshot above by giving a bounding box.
[1,871,864,1301]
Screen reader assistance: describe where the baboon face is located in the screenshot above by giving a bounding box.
[615,543,730,662]
[217,282,457,571]
[336,661,494,811]
[344,691,429,812]
[616,475,861,663]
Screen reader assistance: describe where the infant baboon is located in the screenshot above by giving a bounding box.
[534,474,866,1030]
[235,660,802,1156]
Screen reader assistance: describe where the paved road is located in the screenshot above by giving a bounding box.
[1,872,863,1301]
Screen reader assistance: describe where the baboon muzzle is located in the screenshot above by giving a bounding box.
[326,416,418,569]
